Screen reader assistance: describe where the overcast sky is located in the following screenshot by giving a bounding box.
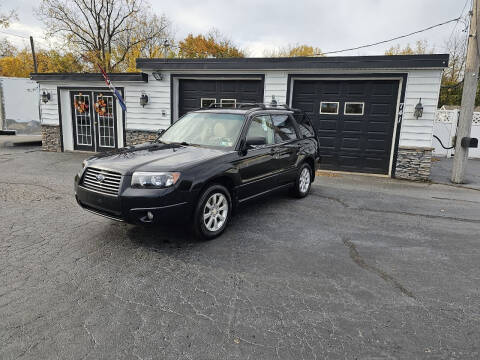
[0,0,470,57]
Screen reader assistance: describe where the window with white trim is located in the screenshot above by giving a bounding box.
[220,99,236,108]
[201,98,216,108]
[319,102,339,115]
[344,102,365,115]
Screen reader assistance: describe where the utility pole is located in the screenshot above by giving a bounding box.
[30,36,38,73]
[0,81,5,131]
[452,0,480,183]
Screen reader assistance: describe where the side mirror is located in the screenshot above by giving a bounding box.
[245,136,267,147]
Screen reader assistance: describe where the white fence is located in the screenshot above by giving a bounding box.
[433,109,480,159]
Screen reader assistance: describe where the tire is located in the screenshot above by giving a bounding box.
[193,184,232,240]
[291,163,312,198]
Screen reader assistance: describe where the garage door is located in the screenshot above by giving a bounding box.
[178,79,264,117]
[292,79,399,174]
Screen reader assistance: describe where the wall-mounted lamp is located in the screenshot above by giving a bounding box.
[270,95,277,107]
[41,91,51,103]
[152,71,164,81]
[414,98,423,119]
[140,92,149,107]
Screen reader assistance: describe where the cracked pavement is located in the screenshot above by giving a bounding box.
[1,147,480,359]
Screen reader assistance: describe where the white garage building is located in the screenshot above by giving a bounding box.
[32,54,449,180]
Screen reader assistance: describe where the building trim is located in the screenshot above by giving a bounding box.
[31,72,148,83]
[137,54,449,71]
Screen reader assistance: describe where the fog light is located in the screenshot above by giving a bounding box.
[147,211,154,220]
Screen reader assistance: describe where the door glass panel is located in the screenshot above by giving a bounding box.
[201,98,216,108]
[220,99,236,108]
[319,102,339,114]
[344,102,364,115]
[272,114,298,142]
[95,94,115,148]
[73,94,92,146]
[246,115,274,145]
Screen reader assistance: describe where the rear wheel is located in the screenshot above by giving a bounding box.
[291,163,312,198]
[193,184,231,240]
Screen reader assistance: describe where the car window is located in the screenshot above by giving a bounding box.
[272,114,298,143]
[246,115,275,145]
[293,113,315,138]
[160,112,245,148]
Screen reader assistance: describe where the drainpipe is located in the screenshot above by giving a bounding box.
[0,80,5,131]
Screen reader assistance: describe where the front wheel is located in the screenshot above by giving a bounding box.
[291,163,312,198]
[193,184,232,240]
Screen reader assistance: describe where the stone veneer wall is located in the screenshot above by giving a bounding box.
[395,146,433,181]
[41,125,61,152]
[125,129,160,146]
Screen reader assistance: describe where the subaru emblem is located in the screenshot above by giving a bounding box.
[96,174,105,182]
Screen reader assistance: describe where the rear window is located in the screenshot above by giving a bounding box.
[293,113,315,138]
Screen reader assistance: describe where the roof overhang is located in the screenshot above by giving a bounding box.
[136,54,449,71]
[30,72,148,82]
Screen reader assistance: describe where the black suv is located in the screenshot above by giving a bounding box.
[75,104,320,239]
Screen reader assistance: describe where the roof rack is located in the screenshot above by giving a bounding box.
[201,102,301,111]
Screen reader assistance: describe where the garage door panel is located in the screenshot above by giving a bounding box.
[178,79,263,117]
[292,78,399,174]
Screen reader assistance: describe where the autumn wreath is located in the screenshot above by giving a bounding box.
[73,94,89,114]
[94,95,109,116]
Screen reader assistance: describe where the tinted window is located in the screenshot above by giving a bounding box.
[246,115,275,145]
[272,114,298,142]
[293,113,315,138]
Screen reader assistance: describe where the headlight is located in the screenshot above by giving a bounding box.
[131,172,181,188]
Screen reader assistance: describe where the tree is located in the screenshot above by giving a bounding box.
[0,49,84,77]
[177,30,244,58]
[37,0,171,71]
[0,5,18,58]
[384,40,432,55]
[0,5,17,29]
[265,44,323,57]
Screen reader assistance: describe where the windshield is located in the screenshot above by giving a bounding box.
[159,112,245,148]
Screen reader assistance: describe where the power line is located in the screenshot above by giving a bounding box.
[0,29,30,40]
[447,0,471,45]
[318,17,461,55]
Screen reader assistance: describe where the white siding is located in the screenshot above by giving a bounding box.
[36,67,444,152]
[400,69,443,148]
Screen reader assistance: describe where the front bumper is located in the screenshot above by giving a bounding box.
[74,174,195,225]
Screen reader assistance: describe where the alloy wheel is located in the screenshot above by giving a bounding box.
[203,193,228,232]
[299,167,311,193]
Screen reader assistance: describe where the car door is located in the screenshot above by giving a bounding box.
[235,114,277,200]
[271,114,301,185]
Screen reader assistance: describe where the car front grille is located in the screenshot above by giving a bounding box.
[82,167,122,196]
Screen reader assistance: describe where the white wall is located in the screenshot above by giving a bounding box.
[0,76,39,122]
[36,67,444,152]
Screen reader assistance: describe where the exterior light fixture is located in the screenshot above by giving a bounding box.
[270,95,277,107]
[414,98,423,119]
[152,71,163,81]
[41,91,51,103]
[140,92,149,107]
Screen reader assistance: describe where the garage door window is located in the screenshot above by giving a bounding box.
[220,99,236,108]
[201,98,216,108]
[319,102,339,114]
[344,102,365,115]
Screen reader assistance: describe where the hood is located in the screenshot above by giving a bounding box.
[86,142,227,175]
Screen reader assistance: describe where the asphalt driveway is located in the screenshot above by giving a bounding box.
[1,147,480,359]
